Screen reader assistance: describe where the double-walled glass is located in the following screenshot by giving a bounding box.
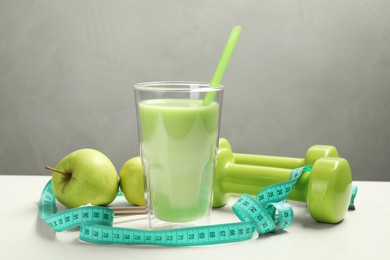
[134,81,223,229]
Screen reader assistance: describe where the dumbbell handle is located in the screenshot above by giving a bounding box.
[221,161,309,202]
[219,138,339,168]
[233,153,305,169]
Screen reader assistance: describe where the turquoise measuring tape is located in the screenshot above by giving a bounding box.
[39,166,357,246]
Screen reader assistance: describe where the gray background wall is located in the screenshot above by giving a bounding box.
[1,0,389,181]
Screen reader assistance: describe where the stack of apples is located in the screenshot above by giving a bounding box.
[46,149,145,208]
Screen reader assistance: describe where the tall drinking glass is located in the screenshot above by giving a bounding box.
[134,81,223,229]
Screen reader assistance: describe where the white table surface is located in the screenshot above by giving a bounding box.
[0,176,388,259]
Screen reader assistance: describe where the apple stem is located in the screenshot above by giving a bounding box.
[45,166,67,175]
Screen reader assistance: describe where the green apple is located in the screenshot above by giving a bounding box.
[47,149,119,208]
[119,156,145,206]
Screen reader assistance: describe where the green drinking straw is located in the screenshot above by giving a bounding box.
[203,25,242,105]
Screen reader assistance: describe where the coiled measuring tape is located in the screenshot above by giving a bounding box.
[38,166,358,246]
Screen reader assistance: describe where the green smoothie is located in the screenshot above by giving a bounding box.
[139,99,219,222]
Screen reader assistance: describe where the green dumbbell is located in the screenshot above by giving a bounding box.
[213,147,352,223]
[219,138,339,168]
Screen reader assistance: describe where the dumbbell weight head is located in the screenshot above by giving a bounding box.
[219,138,232,153]
[213,147,234,207]
[307,157,352,223]
[305,145,339,167]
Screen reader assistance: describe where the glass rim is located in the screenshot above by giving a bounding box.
[134,81,223,92]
